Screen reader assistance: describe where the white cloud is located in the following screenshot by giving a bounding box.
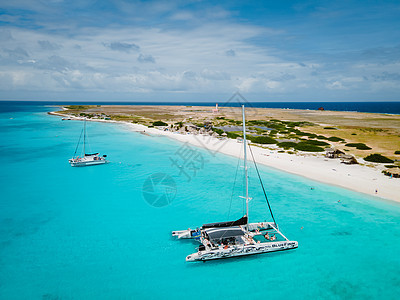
[103,42,140,53]
[137,54,155,63]
[169,11,193,21]
[1,16,399,101]
[327,81,346,90]
[38,40,62,51]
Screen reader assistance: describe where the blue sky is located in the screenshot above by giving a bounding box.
[0,0,399,102]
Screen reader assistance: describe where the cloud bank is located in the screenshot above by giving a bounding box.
[0,0,399,101]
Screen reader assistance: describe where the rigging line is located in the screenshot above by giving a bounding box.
[248,144,277,226]
[242,151,246,216]
[83,120,86,155]
[73,128,84,158]
[227,142,243,219]
[85,121,92,154]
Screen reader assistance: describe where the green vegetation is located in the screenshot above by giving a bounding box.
[395,150,400,155]
[65,105,91,110]
[247,120,284,131]
[345,143,371,150]
[153,121,168,126]
[212,128,224,135]
[384,165,399,168]
[360,128,386,133]
[327,136,345,142]
[324,127,337,130]
[227,132,241,139]
[269,130,278,135]
[79,112,93,117]
[253,127,267,134]
[302,139,330,146]
[112,115,137,120]
[277,142,298,149]
[294,142,325,152]
[364,154,394,163]
[175,121,183,129]
[248,135,277,144]
[277,140,327,152]
[292,129,318,139]
[283,121,314,127]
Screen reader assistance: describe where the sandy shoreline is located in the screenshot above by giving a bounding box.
[49,111,400,204]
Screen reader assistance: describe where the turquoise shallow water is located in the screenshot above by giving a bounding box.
[0,105,400,299]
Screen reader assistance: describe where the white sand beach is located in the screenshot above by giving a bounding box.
[127,123,400,204]
[50,111,400,203]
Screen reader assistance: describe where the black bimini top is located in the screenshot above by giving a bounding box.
[202,216,247,229]
[85,153,99,156]
[204,226,245,241]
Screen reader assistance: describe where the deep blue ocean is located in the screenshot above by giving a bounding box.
[1,100,400,114]
[1,103,400,299]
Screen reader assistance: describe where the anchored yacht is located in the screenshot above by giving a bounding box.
[172,105,298,261]
[69,119,108,167]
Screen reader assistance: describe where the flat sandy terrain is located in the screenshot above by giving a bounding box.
[58,105,400,160]
[50,105,400,203]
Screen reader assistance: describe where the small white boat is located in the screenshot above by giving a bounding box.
[69,119,108,167]
[69,153,107,167]
[172,105,298,262]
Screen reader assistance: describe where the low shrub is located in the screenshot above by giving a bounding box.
[270,130,278,135]
[316,135,328,140]
[385,165,399,168]
[303,140,330,146]
[294,142,325,152]
[345,143,371,150]
[395,151,400,155]
[227,132,241,139]
[277,142,298,149]
[212,128,224,135]
[248,135,277,144]
[327,136,345,142]
[324,127,337,130]
[153,121,168,126]
[364,154,394,163]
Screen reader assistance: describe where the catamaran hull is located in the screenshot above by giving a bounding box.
[172,222,275,240]
[186,241,298,262]
[69,160,108,167]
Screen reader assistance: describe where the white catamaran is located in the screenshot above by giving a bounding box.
[172,105,298,262]
[69,119,108,167]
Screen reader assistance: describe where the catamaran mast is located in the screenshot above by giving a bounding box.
[83,119,86,156]
[242,105,249,230]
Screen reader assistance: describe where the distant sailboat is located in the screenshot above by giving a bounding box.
[69,119,108,167]
[172,105,298,262]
